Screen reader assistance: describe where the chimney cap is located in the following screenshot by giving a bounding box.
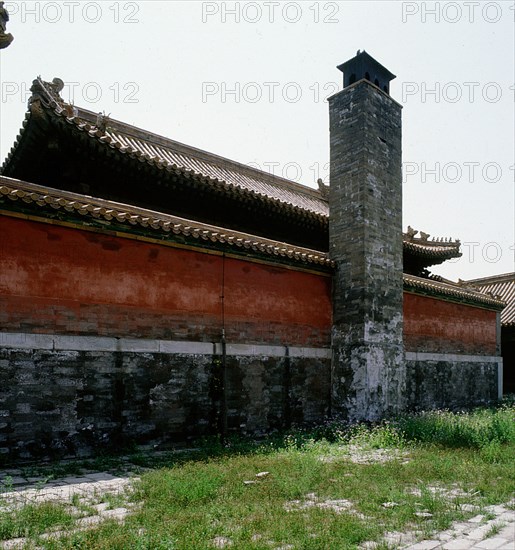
[337,50,396,94]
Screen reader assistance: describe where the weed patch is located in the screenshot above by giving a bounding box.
[396,403,515,449]
[0,502,74,539]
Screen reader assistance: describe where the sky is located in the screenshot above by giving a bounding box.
[0,0,513,281]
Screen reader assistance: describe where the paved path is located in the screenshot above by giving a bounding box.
[0,471,135,508]
[402,502,514,550]
[0,468,513,549]
[0,469,139,549]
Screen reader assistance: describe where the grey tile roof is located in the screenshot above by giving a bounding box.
[464,273,515,326]
[1,77,328,221]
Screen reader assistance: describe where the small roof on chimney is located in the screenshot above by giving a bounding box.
[337,50,396,94]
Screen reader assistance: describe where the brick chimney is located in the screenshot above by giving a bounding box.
[328,50,405,421]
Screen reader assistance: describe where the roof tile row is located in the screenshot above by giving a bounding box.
[404,273,505,310]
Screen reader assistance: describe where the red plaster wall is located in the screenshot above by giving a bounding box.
[0,216,332,346]
[404,292,497,355]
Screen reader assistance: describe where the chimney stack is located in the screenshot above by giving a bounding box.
[328,50,405,421]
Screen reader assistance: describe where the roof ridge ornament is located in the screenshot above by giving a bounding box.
[30,76,67,110]
[404,226,433,242]
[317,178,329,199]
[406,225,418,240]
[0,1,13,49]
[95,111,111,134]
[49,77,65,94]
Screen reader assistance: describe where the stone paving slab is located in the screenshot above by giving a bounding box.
[467,526,493,541]
[469,516,485,524]
[442,540,475,550]
[410,542,441,550]
[473,539,511,550]
[497,524,514,539]
[0,475,135,513]
[403,502,515,550]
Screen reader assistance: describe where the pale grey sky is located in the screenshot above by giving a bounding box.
[1,0,513,280]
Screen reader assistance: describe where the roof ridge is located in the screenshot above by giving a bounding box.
[402,227,461,248]
[464,272,515,285]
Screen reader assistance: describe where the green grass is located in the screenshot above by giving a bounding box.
[2,402,514,549]
[0,502,75,540]
[396,402,515,450]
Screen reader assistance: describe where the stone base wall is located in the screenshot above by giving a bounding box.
[406,352,502,410]
[0,333,330,462]
[331,341,406,422]
[1,335,505,462]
